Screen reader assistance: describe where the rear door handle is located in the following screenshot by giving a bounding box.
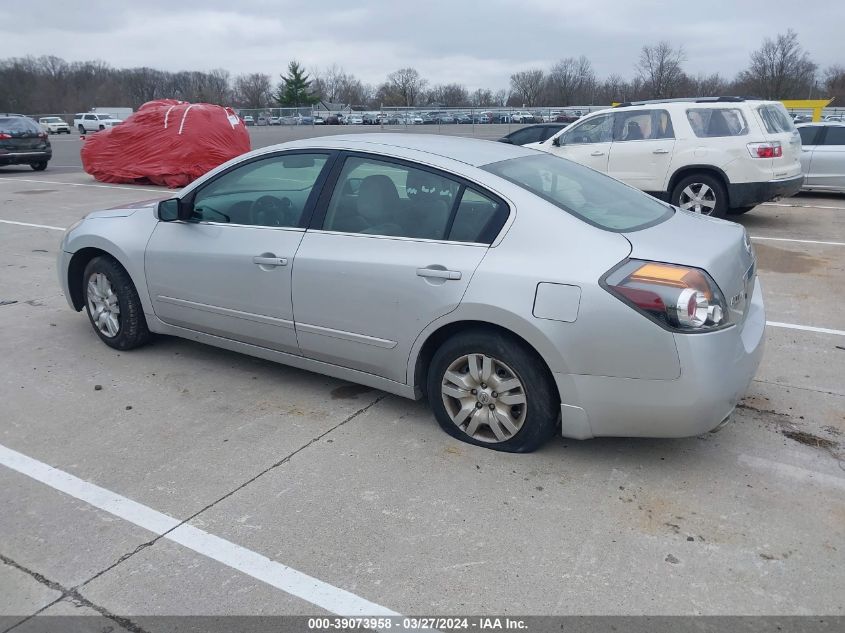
[590,151,605,156]
[653,149,670,154]
[417,267,461,280]
[253,256,288,266]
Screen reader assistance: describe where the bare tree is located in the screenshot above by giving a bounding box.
[427,83,470,107]
[382,68,427,107]
[547,56,595,105]
[510,69,545,106]
[470,88,494,107]
[492,89,510,107]
[636,41,686,99]
[823,65,845,106]
[737,30,817,99]
[233,73,271,109]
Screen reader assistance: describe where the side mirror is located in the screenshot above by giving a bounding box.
[552,136,562,147]
[158,198,181,221]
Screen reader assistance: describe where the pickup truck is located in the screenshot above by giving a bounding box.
[38,117,71,134]
[73,113,123,133]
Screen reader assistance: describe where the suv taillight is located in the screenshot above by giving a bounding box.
[747,142,782,158]
[604,260,729,332]
[0,133,10,139]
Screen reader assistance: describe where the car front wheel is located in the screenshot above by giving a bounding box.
[83,256,151,350]
[427,330,559,452]
[671,174,728,218]
[30,161,48,171]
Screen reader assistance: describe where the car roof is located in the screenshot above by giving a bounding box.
[275,133,536,167]
[797,121,845,127]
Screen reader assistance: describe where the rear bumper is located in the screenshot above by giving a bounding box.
[556,278,766,439]
[0,149,52,165]
[728,175,803,208]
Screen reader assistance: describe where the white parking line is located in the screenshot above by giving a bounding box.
[752,236,845,247]
[0,443,399,617]
[762,202,845,211]
[0,178,166,194]
[0,219,65,231]
[766,321,845,337]
[738,454,845,492]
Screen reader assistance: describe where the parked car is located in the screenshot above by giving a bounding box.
[532,97,803,218]
[73,112,123,133]
[796,122,845,193]
[242,115,255,126]
[59,134,763,452]
[0,113,52,171]
[510,111,537,123]
[823,115,844,122]
[498,123,567,145]
[313,116,325,125]
[473,112,492,124]
[256,116,269,126]
[553,113,580,124]
[345,113,364,125]
[269,116,281,125]
[454,112,472,124]
[324,114,342,125]
[792,114,812,124]
[38,116,71,134]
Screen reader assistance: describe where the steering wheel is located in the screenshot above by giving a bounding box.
[251,195,294,227]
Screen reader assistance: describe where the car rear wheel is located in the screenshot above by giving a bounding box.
[30,161,48,171]
[427,330,559,452]
[671,174,727,218]
[78,125,85,134]
[83,256,151,351]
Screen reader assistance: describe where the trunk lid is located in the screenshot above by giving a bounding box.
[624,209,756,322]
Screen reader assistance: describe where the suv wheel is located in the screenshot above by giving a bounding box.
[427,330,559,453]
[671,174,727,218]
[78,125,85,134]
[30,161,48,171]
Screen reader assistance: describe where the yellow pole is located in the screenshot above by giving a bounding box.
[780,99,834,122]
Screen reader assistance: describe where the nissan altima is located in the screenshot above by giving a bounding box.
[58,134,764,452]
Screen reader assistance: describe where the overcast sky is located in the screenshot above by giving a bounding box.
[1,0,841,90]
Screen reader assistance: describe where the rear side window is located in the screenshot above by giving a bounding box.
[797,127,822,145]
[448,188,508,243]
[0,117,41,134]
[613,109,674,141]
[483,153,672,232]
[686,108,748,137]
[822,127,845,145]
[757,104,795,133]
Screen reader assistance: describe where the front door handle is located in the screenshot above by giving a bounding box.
[653,149,670,154]
[253,256,288,267]
[417,267,461,280]
[590,150,605,156]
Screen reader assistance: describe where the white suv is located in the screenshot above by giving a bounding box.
[73,113,123,133]
[531,97,803,217]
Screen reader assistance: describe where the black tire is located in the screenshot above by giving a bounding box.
[82,256,151,351]
[98,125,105,131]
[727,205,755,215]
[78,125,85,134]
[427,329,559,453]
[30,161,48,171]
[671,173,728,219]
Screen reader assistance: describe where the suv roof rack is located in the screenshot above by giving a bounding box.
[613,96,748,108]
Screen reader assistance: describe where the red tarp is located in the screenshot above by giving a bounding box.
[80,99,251,188]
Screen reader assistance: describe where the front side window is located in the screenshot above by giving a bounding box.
[483,153,672,232]
[757,104,795,134]
[823,126,845,145]
[686,108,748,137]
[191,153,328,226]
[561,113,613,145]
[323,156,460,240]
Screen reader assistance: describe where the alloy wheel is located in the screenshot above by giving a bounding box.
[678,182,717,215]
[441,353,527,443]
[86,272,121,338]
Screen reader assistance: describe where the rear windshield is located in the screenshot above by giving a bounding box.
[0,117,41,134]
[758,104,795,133]
[482,153,673,232]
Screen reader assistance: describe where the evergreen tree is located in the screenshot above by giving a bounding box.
[275,61,318,107]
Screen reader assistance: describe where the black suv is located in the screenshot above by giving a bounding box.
[0,114,52,171]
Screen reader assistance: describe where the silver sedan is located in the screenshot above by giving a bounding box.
[797,122,845,193]
[58,134,765,452]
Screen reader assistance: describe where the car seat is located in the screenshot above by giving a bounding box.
[356,175,404,236]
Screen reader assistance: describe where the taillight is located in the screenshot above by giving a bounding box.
[39,132,48,139]
[0,133,10,139]
[605,260,729,332]
[747,141,782,158]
